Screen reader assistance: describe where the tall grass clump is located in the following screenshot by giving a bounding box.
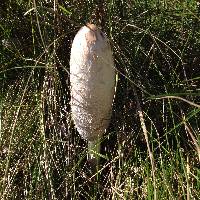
[1,0,200,199]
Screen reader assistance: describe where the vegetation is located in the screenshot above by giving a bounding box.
[0,0,200,199]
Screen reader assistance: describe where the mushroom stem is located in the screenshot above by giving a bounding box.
[88,138,101,160]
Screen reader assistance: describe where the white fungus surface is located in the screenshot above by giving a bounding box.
[70,24,116,153]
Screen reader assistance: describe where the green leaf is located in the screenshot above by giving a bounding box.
[58,5,72,15]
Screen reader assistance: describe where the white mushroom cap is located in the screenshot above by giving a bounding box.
[70,24,116,144]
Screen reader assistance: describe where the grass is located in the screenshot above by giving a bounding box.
[1,0,200,199]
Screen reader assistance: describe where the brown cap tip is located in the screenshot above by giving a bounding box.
[86,23,98,31]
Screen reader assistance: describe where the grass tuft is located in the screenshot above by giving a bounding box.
[1,0,200,199]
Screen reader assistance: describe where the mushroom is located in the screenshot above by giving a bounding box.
[70,24,116,164]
